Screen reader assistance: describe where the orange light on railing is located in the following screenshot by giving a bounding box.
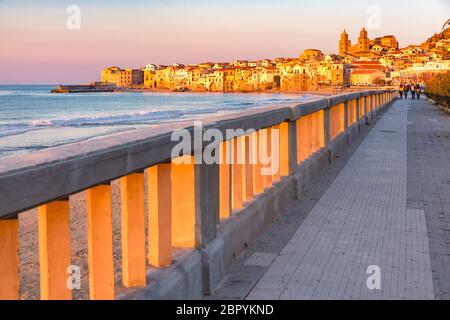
[263,128,273,188]
[0,219,19,300]
[121,173,146,288]
[231,137,244,212]
[329,103,345,142]
[219,141,231,220]
[253,130,264,195]
[86,184,115,300]
[171,155,196,248]
[279,122,290,177]
[0,90,397,300]
[272,125,281,183]
[148,164,173,268]
[38,200,72,300]
[243,134,255,202]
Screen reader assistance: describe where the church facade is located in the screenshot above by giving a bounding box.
[339,28,399,57]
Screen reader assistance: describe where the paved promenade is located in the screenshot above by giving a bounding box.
[214,98,450,300]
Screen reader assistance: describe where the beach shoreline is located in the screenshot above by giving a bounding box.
[0,86,326,158]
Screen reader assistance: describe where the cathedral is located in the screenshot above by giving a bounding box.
[339,28,399,57]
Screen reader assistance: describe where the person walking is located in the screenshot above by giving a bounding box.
[404,83,410,99]
[411,83,416,99]
[416,85,422,100]
[399,83,404,99]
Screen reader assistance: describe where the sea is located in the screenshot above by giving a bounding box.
[0,85,320,157]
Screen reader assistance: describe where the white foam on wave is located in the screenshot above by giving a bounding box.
[0,90,15,96]
[30,119,53,126]
[0,91,322,156]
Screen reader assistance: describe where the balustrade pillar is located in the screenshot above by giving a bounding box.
[219,141,231,220]
[0,218,19,300]
[86,184,115,299]
[148,163,172,268]
[121,173,146,288]
[253,131,264,195]
[38,200,72,300]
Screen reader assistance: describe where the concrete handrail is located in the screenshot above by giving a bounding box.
[0,90,389,218]
[0,89,397,300]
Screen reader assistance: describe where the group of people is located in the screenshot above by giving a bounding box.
[399,83,424,100]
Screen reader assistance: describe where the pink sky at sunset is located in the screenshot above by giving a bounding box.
[0,0,448,84]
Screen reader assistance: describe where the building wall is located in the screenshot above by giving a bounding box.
[101,67,132,87]
[144,70,156,88]
[350,70,385,85]
[339,29,398,56]
[132,69,144,85]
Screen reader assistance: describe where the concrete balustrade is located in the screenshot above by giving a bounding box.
[0,90,397,300]
[278,122,290,178]
[243,134,255,200]
[253,131,265,195]
[121,173,146,288]
[329,103,345,141]
[147,163,172,267]
[172,155,197,248]
[231,137,244,211]
[219,142,231,220]
[263,127,273,188]
[38,200,72,300]
[0,219,19,300]
[86,184,115,299]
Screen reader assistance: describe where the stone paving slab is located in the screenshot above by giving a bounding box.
[247,100,434,300]
[407,98,450,299]
[214,99,438,300]
[211,111,374,300]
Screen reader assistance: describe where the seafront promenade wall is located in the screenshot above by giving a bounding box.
[0,90,397,300]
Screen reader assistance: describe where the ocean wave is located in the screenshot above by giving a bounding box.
[0,125,40,138]
[1,95,317,138]
[0,90,16,96]
[262,95,313,103]
[0,91,321,156]
[0,109,187,138]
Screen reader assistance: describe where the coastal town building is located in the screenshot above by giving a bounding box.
[144,70,156,89]
[339,28,399,57]
[391,60,450,82]
[131,69,144,85]
[300,49,324,61]
[350,69,386,86]
[99,27,449,92]
[315,55,350,86]
[101,67,132,87]
[101,67,143,87]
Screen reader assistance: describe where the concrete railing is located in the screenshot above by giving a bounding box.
[0,90,397,300]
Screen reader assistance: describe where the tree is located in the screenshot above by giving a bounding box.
[425,72,450,108]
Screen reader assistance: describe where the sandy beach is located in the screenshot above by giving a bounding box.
[18,177,145,300]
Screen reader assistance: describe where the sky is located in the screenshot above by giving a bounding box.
[0,0,449,84]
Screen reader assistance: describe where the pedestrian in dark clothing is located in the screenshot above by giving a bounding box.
[404,84,410,99]
[411,84,416,99]
[399,83,404,99]
[416,85,422,100]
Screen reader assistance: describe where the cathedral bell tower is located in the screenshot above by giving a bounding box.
[358,28,370,51]
[339,30,351,56]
